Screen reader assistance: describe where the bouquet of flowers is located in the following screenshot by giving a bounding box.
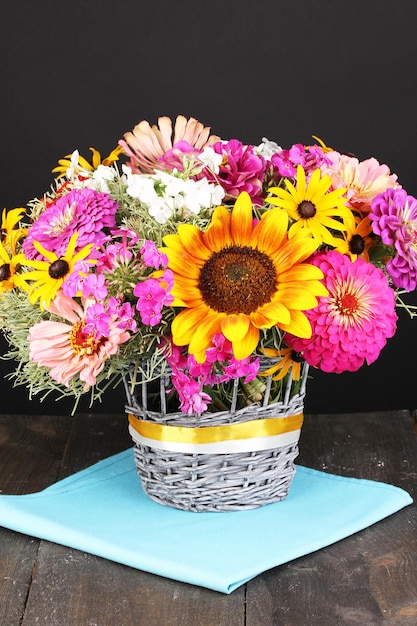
[1,114,416,415]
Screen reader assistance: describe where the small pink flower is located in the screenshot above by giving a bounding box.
[140,240,168,268]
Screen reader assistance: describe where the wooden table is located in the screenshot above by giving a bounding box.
[1,409,416,625]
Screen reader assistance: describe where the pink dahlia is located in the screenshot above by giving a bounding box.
[28,291,131,390]
[205,139,267,204]
[320,151,399,214]
[286,251,397,373]
[22,188,119,260]
[369,188,417,291]
[120,115,220,174]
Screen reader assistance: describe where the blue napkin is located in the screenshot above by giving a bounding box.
[0,449,412,593]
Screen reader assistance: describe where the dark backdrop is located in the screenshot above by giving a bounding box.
[1,0,417,415]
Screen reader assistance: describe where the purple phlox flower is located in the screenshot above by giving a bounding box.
[140,240,168,269]
[204,139,267,204]
[369,188,417,291]
[134,277,171,326]
[204,333,234,364]
[170,369,211,414]
[61,260,93,297]
[271,143,330,180]
[22,188,118,260]
[84,302,111,339]
[158,140,202,171]
[80,272,108,300]
[223,356,260,383]
[107,296,137,332]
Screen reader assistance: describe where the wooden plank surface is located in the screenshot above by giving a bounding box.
[0,410,416,625]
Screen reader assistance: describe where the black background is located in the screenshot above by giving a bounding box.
[1,0,417,416]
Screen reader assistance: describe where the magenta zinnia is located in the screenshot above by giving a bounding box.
[369,188,417,291]
[22,188,118,260]
[286,251,397,373]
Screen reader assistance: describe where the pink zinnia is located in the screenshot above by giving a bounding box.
[28,291,131,390]
[320,151,399,214]
[22,188,118,260]
[205,139,267,204]
[286,251,397,373]
[369,188,417,291]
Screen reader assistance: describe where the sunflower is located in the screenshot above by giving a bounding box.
[16,232,96,309]
[161,191,328,362]
[259,347,304,381]
[267,165,353,246]
[52,145,123,178]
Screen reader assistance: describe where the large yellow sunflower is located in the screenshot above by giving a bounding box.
[161,191,328,362]
[15,233,96,309]
[267,165,353,246]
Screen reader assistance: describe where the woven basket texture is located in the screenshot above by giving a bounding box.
[124,361,308,512]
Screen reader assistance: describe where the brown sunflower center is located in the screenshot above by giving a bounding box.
[0,228,7,242]
[349,234,365,255]
[69,321,102,356]
[0,263,11,281]
[49,258,70,279]
[298,200,316,219]
[198,245,277,314]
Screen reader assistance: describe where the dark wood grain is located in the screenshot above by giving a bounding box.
[245,410,417,625]
[0,414,72,626]
[0,410,416,625]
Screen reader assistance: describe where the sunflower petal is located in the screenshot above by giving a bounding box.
[232,323,259,360]
[230,191,253,245]
[220,313,250,342]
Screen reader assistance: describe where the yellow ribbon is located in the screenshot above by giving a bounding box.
[128,412,303,445]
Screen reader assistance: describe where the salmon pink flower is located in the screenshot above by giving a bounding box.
[28,291,132,390]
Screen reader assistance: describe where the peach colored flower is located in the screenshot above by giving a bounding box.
[321,151,399,214]
[28,291,130,390]
[119,115,220,173]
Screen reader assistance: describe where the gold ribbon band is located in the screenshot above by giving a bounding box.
[128,412,304,445]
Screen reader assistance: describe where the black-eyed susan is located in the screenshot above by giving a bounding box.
[259,346,304,381]
[161,191,328,363]
[333,216,374,262]
[16,233,96,309]
[1,207,27,252]
[0,241,28,295]
[267,165,354,246]
[52,145,123,178]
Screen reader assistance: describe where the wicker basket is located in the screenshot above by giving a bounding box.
[124,361,308,512]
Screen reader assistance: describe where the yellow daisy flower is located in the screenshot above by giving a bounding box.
[16,233,96,309]
[333,216,374,262]
[0,241,28,294]
[1,207,27,253]
[52,145,123,177]
[267,165,354,246]
[161,191,328,363]
[259,347,303,381]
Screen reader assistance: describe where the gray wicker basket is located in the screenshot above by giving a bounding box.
[124,361,308,512]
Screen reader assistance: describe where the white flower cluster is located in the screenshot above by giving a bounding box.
[123,166,225,224]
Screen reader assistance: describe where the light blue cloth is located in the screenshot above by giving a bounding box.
[0,449,412,593]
